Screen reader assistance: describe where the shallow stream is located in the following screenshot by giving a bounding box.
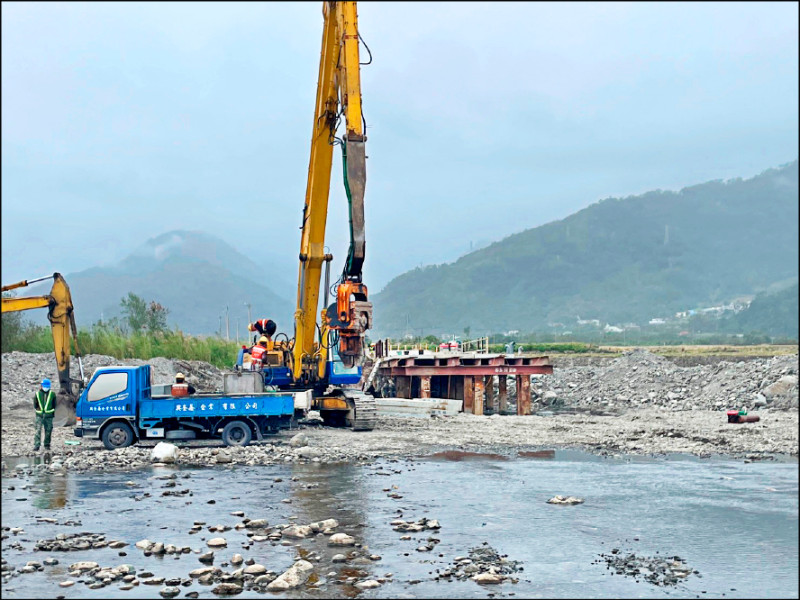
[2,450,797,598]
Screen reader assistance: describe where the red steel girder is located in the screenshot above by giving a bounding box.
[381,365,552,376]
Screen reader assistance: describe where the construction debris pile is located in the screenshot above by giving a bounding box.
[529,349,798,413]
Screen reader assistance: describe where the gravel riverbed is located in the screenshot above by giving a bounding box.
[2,350,797,473]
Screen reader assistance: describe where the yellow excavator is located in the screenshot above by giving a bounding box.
[1,273,85,426]
[257,1,376,429]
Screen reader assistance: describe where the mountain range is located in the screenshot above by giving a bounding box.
[371,161,799,337]
[25,231,295,336]
[14,161,798,340]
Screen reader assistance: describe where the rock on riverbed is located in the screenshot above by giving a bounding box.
[436,544,523,584]
[267,559,314,590]
[596,549,697,586]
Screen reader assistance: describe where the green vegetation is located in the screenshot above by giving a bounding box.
[3,324,241,369]
[374,161,799,338]
[1,292,31,353]
[1,292,241,369]
[120,292,169,334]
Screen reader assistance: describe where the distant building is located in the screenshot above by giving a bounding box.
[604,324,624,333]
[576,316,601,326]
[649,318,666,325]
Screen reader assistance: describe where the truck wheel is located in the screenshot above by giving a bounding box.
[102,421,135,450]
[222,420,252,447]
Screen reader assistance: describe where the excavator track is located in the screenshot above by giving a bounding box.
[342,390,377,431]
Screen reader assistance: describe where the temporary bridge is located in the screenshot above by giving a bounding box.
[371,350,553,415]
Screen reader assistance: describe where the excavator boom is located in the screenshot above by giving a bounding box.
[2,273,85,425]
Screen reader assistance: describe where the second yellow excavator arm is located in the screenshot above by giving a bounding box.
[1,273,85,402]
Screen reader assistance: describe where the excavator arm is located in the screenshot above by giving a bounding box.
[1,273,85,425]
[293,1,373,382]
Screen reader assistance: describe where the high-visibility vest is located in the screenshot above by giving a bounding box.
[35,390,56,416]
[250,345,267,370]
[171,382,189,397]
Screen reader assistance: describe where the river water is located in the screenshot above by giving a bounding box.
[1,450,797,599]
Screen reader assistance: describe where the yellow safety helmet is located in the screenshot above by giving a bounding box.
[247,323,255,332]
[259,336,268,344]
[175,372,185,381]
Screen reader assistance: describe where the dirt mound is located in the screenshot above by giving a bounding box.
[1,352,224,411]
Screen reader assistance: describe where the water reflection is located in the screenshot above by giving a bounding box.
[289,462,373,597]
[32,472,67,510]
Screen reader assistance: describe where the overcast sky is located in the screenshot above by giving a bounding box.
[2,1,797,291]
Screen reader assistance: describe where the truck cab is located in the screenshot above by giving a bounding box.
[74,365,145,442]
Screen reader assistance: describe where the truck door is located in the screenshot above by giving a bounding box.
[82,370,134,423]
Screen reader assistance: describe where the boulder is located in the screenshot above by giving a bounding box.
[267,560,314,591]
[189,567,216,578]
[243,564,267,575]
[69,561,99,572]
[212,583,242,595]
[216,452,232,464]
[207,538,227,547]
[355,580,381,589]
[763,375,798,399]
[282,525,313,539]
[289,433,309,448]
[309,519,338,532]
[473,572,504,584]
[151,442,179,464]
[245,519,269,529]
[297,446,323,459]
[328,533,356,546]
[547,495,584,505]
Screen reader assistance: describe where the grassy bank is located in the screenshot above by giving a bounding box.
[3,326,242,369]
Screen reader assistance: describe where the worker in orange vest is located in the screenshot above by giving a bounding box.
[244,336,270,371]
[247,319,277,344]
[171,372,196,397]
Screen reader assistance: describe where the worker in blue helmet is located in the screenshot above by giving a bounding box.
[33,378,56,451]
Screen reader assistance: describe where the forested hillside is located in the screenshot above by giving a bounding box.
[373,161,799,337]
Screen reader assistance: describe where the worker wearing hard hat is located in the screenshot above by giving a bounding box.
[247,319,277,344]
[33,378,56,451]
[171,372,197,397]
[244,336,270,371]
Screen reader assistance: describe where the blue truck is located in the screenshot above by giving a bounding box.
[73,365,305,450]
